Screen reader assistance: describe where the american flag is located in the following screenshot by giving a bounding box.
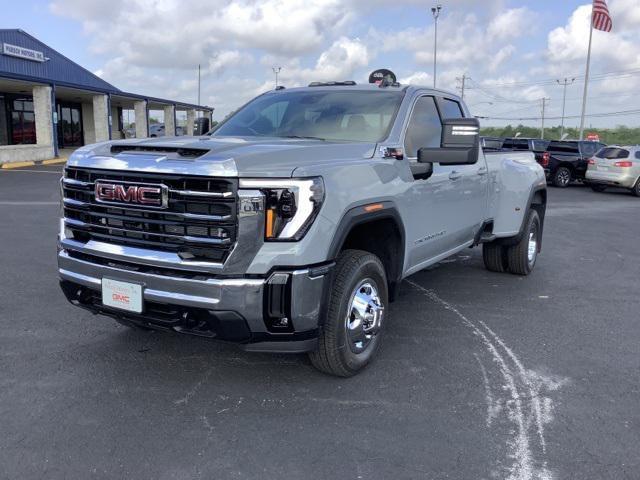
[592,0,612,32]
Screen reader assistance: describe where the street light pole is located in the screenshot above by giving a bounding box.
[556,78,575,139]
[431,4,442,89]
[272,66,282,88]
[540,97,550,140]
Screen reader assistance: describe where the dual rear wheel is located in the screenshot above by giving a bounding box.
[482,209,540,276]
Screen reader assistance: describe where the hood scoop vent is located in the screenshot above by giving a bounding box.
[110,145,209,159]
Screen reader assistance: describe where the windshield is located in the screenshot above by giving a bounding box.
[211,90,404,142]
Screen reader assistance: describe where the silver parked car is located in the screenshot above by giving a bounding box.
[586,146,640,196]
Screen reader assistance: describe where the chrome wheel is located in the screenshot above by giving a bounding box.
[345,279,384,354]
[527,225,538,265]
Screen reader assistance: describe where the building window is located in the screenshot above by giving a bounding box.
[0,95,7,145]
[9,96,37,145]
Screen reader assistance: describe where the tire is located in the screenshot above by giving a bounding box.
[590,184,607,193]
[309,249,387,377]
[506,209,541,276]
[552,167,572,188]
[632,178,640,197]
[483,242,508,273]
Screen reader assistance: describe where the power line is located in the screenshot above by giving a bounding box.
[479,108,640,121]
[474,67,640,89]
[466,77,540,105]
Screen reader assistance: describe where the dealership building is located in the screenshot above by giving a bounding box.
[0,29,213,165]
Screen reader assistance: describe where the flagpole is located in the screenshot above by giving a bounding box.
[579,5,595,140]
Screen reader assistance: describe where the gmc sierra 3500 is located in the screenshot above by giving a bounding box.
[58,80,546,377]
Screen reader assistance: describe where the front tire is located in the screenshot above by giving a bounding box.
[552,167,572,188]
[309,250,387,377]
[506,209,541,276]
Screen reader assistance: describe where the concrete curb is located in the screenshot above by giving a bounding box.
[1,158,68,170]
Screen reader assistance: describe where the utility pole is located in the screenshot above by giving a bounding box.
[540,97,550,140]
[457,74,466,99]
[272,66,282,88]
[197,64,201,106]
[431,4,442,89]
[556,78,575,139]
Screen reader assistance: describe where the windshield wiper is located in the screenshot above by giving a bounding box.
[279,135,327,141]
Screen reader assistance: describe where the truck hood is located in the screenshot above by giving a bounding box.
[68,136,378,178]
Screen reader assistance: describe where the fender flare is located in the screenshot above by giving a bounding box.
[327,201,406,296]
[496,185,547,247]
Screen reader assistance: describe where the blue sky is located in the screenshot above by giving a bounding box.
[3,0,639,128]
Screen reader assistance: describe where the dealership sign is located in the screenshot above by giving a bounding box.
[2,43,45,62]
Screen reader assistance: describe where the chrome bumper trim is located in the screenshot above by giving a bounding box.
[59,267,222,308]
[60,238,225,273]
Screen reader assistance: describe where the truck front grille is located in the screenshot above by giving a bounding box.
[62,167,238,263]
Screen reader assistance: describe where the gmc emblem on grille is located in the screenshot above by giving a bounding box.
[95,181,168,208]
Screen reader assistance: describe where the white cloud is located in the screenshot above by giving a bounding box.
[401,71,432,86]
[487,8,533,41]
[547,3,640,69]
[48,0,640,127]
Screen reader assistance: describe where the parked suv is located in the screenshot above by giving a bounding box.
[586,145,640,196]
[58,83,546,376]
[543,140,606,187]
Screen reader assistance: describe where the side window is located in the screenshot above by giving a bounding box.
[404,96,442,158]
[635,151,640,160]
[440,98,464,119]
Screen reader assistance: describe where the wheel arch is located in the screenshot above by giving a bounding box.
[328,202,406,301]
[495,186,546,248]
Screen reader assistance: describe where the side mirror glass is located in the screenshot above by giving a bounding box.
[418,117,480,165]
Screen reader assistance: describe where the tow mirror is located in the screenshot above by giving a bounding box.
[417,117,480,165]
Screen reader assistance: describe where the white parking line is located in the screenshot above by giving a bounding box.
[406,279,560,480]
[0,201,59,205]
[1,170,62,174]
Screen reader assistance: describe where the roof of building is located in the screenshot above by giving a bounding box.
[0,29,119,93]
[0,29,212,111]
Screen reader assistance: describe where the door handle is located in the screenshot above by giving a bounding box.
[477,167,488,176]
[449,171,462,180]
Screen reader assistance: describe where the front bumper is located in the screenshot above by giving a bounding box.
[58,249,332,353]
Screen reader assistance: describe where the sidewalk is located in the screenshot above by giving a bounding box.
[0,148,73,170]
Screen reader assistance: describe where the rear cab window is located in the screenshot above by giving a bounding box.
[581,142,598,156]
[503,139,530,151]
[547,142,579,154]
[533,140,550,152]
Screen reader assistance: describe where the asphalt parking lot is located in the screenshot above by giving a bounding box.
[1,165,639,480]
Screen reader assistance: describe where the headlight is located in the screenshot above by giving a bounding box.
[239,177,324,241]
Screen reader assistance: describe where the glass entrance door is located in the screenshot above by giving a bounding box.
[57,103,83,148]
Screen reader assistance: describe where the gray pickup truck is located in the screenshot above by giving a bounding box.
[58,82,546,376]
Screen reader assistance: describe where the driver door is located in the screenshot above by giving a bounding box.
[400,95,462,271]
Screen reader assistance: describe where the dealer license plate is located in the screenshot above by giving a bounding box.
[102,278,143,313]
